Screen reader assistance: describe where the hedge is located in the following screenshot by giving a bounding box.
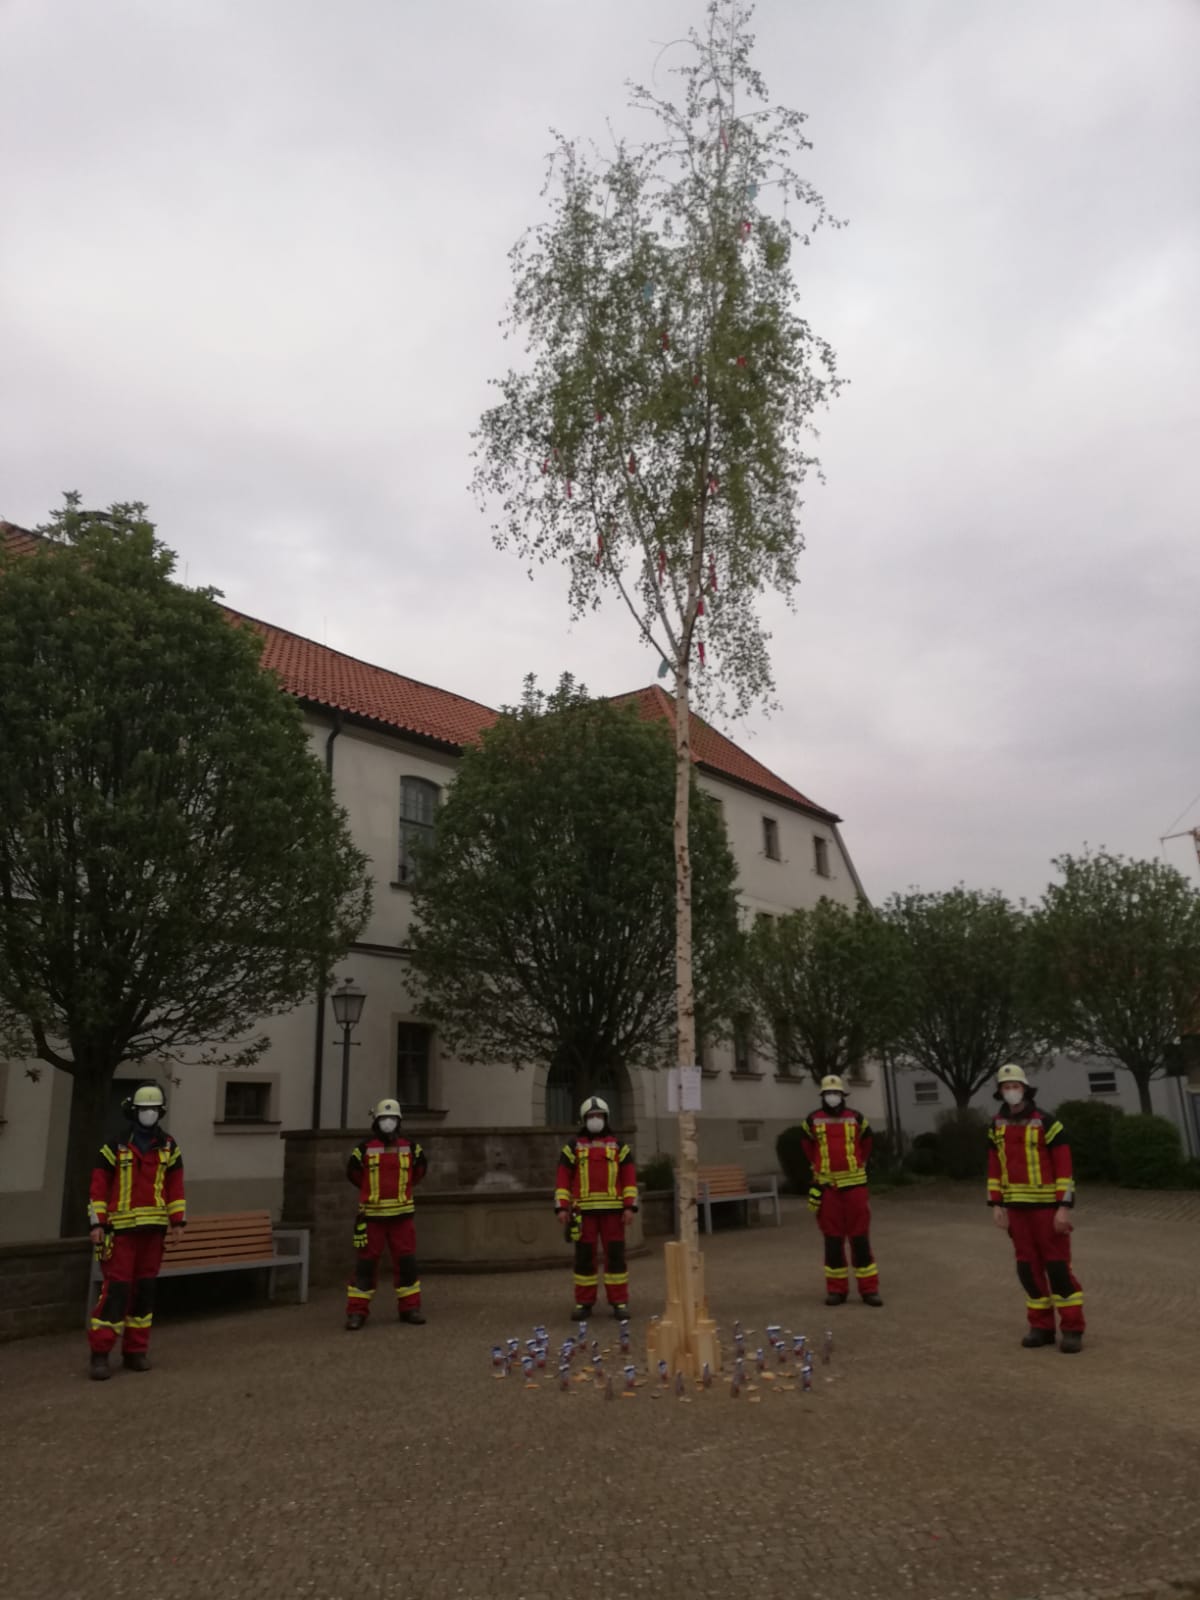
[1113,1114,1185,1188]
[1051,1098,1124,1183]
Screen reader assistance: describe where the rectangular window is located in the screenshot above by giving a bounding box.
[733,1014,753,1075]
[222,1080,272,1123]
[398,776,439,885]
[913,1078,940,1105]
[397,1023,432,1110]
[813,836,831,877]
[1088,1070,1118,1096]
[739,1122,762,1144]
[762,817,781,861]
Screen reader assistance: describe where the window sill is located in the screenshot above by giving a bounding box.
[730,1072,764,1083]
[389,880,414,892]
[700,1068,720,1079]
[400,1108,449,1122]
[213,1120,284,1135]
[773,1075,808,1086]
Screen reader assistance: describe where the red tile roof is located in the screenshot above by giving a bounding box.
[2,521,837,812]
[226,609,499,751]
[614,684,838,820]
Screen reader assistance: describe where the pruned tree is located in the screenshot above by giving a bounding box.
[745,900,895,1083]
[407,676,742,1114]
[881,888,1045,1110]
[1029,850,1200,1114]
[0,498,371,1234]
[472,0,843,1253]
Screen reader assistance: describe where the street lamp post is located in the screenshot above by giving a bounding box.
[331,977,366,1130]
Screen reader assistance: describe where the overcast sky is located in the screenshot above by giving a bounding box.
[3,0,1198,903]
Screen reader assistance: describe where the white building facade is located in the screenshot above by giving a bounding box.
[0,600,879,1243]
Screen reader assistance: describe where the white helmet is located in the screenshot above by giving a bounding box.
[994,1063,1031,1101]
[371,1098,403,1122]
[819,1075,846,1095]
[580,1096,610,1122]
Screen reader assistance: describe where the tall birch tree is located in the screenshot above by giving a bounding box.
[473,1,844,1261]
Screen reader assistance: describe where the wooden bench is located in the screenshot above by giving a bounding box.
[86,1211,309,1321]
[676,1164,782,1234]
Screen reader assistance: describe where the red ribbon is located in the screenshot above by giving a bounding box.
[627,452,637,474]
[657,548,666,582]
[698,641,706,667]
[708,557,717,592]
[595,533,604,567]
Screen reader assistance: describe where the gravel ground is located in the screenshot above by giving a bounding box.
[1,1185,1197,1600]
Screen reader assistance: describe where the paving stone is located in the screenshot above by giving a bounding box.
[0,1187,1197,1600]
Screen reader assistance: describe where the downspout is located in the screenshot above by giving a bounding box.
[311,714,343,1128]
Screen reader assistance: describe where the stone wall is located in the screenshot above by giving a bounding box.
[0,1237,91,1343]
[281,1128,648,1287]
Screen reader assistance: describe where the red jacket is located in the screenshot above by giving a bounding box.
[556,1135,637,1213]
[987,1106,1075,1208]
[799,1107,873,1190]
[347,1135,427,1217]
[89,1131,186,1232]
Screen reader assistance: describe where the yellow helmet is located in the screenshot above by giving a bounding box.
[819,1075,846,1095]
[580,1096,610,1122]
[996,1064,1029,1087]
[371,1098,403,1121]
[131,1085,166,1108]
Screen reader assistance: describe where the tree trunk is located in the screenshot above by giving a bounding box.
[673,656,699,1270]
[1132,1070,1153,1116]
[952,1081,974,1111]
[59,1064,115,1239]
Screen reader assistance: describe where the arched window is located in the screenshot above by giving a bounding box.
[545,1062,627,1129]
[398,776,439,885]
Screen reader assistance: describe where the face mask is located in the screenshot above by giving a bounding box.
[1001,1087,1025,1108]
[585,1117,605,1135]
[137,1109,160,1128]
[821,1094,845,1111]
[377,1117,399,1136]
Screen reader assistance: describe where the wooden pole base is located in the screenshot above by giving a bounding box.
[645,1241,722,1380]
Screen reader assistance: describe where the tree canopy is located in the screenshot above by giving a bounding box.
[407,676,741,1111]
[744,899,891,1084]
[0,497,371,1230]
[1029,850,1200,1114]
[881,887,1045,1110]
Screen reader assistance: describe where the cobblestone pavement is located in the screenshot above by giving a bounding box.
[1,1186,1197,1600]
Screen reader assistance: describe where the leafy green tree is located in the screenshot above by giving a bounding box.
[744,899,893,1082]
[473,0,844,1251]
[1030,850,1200,1114]
[407,676,741,1112]
[0,498,371,1234]
[881,888,1044,1110]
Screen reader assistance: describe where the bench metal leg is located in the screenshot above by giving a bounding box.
[704,1195,713,1236]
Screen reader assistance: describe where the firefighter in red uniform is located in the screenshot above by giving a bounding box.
[87,1084,186,1380]
[555,1095,638,1318]
[988,1063,1084,1353]
[800,1074,883,1307]
[345,1098,427,1329]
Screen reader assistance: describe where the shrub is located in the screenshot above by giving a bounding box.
[1180,1158,1200,1191]
[637,1153,675,1192]
[776,1125,812,1193]
[868,1126,903,1175]
[905,1143,940,1177]
[1051,1098,1124,1183]
[1113,1114,1185,1188]
[933,1107,990,1180]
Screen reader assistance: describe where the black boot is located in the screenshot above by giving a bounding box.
[1021,1327,1057,1348]
[572,1304,589,1320]
[89,1352,112,1382]
[861,1293,884,1308]
[345,1314,366,1331]
[122,1352,151,1372]
[824,1293,847,1307]
[612,1302,629,1318]
[399,1309,426,1325]
[1059,1330,1083,1355]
